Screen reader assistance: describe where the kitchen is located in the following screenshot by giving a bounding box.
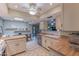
[0,3,79,56]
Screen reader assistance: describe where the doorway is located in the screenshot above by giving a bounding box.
[32,23,40,40]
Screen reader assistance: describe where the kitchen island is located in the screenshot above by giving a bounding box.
[39,31,79,56]
[0,35,27,56]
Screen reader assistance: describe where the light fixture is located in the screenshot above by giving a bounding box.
[28,4,37,15]
[14,17,24,21]
[29,11,37,15]
[20,3,45,15]
[20,3,39,15]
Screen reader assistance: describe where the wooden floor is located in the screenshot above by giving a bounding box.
[49,36,79,56]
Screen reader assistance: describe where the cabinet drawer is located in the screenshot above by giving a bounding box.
[6,38,26,56]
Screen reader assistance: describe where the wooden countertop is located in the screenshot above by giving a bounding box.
[40,31,60,35]
[40,32,79,56]
[0,35,27,41]
[39,32,61,39]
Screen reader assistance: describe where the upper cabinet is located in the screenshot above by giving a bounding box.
[0,3,8,16]
[62,4,79,31]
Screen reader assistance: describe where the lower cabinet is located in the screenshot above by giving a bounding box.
[41,36,46,48]
[5,38,26,56]
[41,36,51,50]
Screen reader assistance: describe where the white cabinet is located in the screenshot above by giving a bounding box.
[5,35,27,56]
[41,36,51,50]
[62,4,79,31]
[45,38,51,50]
[41,36,46,48]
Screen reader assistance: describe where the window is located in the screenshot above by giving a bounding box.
[48,19,57,31]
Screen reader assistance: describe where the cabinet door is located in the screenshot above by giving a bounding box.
[6,38,26,56]
[41,36,46,48]
[63,4,79,31]
[42,36,52,50]
[45,37,51,50]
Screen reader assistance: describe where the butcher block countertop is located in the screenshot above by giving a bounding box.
[39,32,79,56]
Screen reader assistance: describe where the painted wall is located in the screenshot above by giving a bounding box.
[0,3,8,16]
[40,5,62,19]
[40,21,48,31]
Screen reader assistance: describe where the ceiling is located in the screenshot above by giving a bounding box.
[0,3,61,24]
[7,3,60,17]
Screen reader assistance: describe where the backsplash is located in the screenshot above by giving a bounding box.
[0,19,31,36]
[60,31,79,36]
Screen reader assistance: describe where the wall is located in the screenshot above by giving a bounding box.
[55,15,62,31]
[40,5,62,19]
[3,20,31,36]
[62,4,79,31]
[39,5,62,31]
[0,3,8,16]
[39,21,48,31]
